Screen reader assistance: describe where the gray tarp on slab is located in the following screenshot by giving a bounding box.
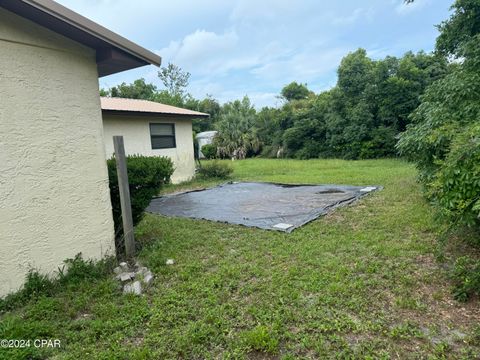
[147,182,381,232]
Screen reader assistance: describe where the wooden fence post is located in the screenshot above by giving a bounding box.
[113,136,135,259]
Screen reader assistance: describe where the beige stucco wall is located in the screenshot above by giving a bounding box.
[0,8,115,297]
[102,114,196,183]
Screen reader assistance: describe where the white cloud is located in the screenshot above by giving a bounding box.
[148,18,351,106]
[77,0,450,108]
[188,77,280,108]
[331,7,375,25]
[215,89,280,109]
[188,80,225,99]
[157,29,295,80]
[158,30,240,75]
[251,45,347,86]
[247,92,281,108]
[229,0,306,24]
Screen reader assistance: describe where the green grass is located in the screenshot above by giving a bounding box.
[1,158,479,359]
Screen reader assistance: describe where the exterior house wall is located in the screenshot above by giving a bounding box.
[0,8,115,297]
[102,114,195,183]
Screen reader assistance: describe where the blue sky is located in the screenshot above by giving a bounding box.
[58,0,453,108]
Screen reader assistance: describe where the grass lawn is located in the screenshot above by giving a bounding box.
[1,159,479,359]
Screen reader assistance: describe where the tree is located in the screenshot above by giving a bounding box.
[184,95,221,133]
[282,92,330,158]
[102,78,157,100]
[158,63,191,99]
[337,49,374,99]
[280,82,311,101]
[251,48,446,161]
[436,0,480,58]
[214,97,260,159]
[373,51,448,132]
[151,90,184,108]
[397,1,480,228]
[255,107,285,157]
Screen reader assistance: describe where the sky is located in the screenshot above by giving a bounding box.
[57,0,453,108]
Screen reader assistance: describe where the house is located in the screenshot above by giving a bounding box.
[101,97,209,183]
[196,131,218,158]
[0,0,160,297]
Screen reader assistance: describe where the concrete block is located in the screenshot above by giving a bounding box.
[137,267,149,275]
[273,223,293,230]
[118,272,135,282]
[143,273,153,286]
[123,281,142,295]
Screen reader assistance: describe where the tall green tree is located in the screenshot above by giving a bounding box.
[337,49,374,99]
[274,49,447,160]
[214,97,260,159]
[397,0,480,227]
[184,95,222,133]
[158,63,191,99]
[281,82,311,101]
[102,78,157,100]
[282,93,330,158]
[436,0,480,57]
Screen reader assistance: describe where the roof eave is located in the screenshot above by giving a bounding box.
[102,109,210,118]
[0,0,161,76]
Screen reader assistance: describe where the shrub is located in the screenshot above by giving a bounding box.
[201,144,217,159]
[197,161,233,179]
[396,37,480,300]
[107,155,174,248]
[396,39,480,228]
[450,256,480,302]
[430,122,480,226]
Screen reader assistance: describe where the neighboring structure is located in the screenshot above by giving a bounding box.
[101,97,209,183]
[0,0,160,297]
[196,131,218,159]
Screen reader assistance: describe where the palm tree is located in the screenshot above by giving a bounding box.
[214,97,260,159]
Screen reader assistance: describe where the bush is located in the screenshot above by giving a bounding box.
[397,36,480,300]
[201,144,217,159]
[450,256,480,302]
[430,122,480,226]
[396,39,480,228]
[107,155,174,247]
[197,161,233,179]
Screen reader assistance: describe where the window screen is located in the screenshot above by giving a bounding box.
[150,123,176,149]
